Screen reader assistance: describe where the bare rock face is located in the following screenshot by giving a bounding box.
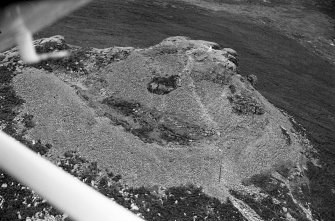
[1,36,318,220]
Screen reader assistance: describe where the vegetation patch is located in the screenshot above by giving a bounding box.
[280,126,292,145]
[0,64,25,133]
[230,189,287,221]
[0,170,57,221]
[227,54,238,66]
[147,75,180,95]
[152,45,179,56]
[94,49,132,68]
[2,149,248,221]
[191,62,233,86]
[289,116,307,137]
[228,92,265,115]
[94,55,106,68]
[22,113,35,129]
[229,84,237,94]
[246,74,258,87]
[35,40,70,54]
[29,47,89,75]
[109,49,131,62]
[239,172,315,221]
[102,96,216,145]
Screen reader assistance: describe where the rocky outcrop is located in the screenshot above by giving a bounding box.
[0,36,318,220]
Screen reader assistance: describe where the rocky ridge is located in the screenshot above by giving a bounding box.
[0,36,319,220]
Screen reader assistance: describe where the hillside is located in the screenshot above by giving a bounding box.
[0,36,319,220]
[28,0,335,220]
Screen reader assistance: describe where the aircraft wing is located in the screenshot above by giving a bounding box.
[0,0,92,52]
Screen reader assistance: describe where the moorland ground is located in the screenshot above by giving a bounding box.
[35,0,335,219]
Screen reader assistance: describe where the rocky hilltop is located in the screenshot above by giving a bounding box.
[0,36,318,220]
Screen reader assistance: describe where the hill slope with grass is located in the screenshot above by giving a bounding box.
[0,36,319,220]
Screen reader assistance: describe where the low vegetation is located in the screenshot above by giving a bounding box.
[102,96,215,145]
[30,45,89,75]
[147,75,180,95]
[237,171,314,221]
[227,93,265,115]
[21,114,35,129]
[1,149,248,221]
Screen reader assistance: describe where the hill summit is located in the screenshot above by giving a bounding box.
[0,36,317,220]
